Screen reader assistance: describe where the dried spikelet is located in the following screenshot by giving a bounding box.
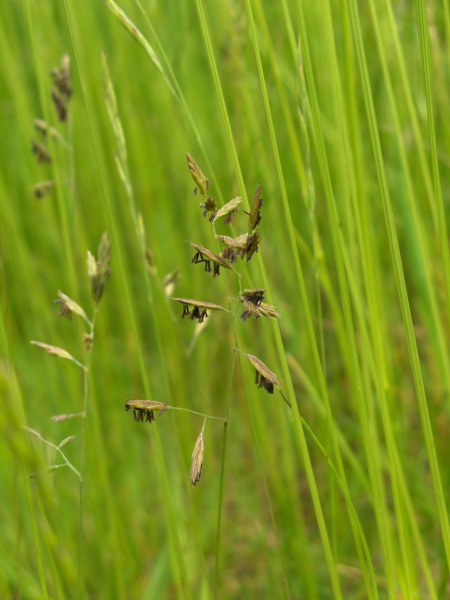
[34,119,61,141]
[241,352,290,405]
[54,291,89,322]
[186,153,209,196]
[171,297,226,323]
[216,234,248,250]
[51,89,67,122]
[51,55,72,122]
[221,247,238,264]
[51,54,72,100]
[240,300,281,322]
[32,181,54,200]
[31,140,52,164]
[214,196,242,224]
[125,399,169,423]
[190,432,204,485]
[239,288,266,306]
[247,184,263,232]
[217,234,248,263]
[189,242,232,277]
[243,231,260,261]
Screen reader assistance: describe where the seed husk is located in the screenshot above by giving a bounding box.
[247,184,263,232]
[214,196,242,223]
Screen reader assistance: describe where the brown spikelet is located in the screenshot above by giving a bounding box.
[247,185,263,232]
[31,140,52,164]
[171,297,226,323]
[243,232,260,261]
[32,181,54,200]
[189,242,232,277]
[241,352,291,406]
[240,301,281,322]
[239,288,266,306]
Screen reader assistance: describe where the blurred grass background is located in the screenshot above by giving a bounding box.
[1,0,450,598]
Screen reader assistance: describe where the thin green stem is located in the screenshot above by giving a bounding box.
[78,302,99,599]
[169,406,226,423]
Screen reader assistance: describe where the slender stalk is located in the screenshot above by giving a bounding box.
[169,406,226,422]
[77,303,98,599]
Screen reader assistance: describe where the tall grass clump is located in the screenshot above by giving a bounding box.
[0,0,449,598]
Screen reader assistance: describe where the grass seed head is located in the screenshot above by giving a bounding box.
[51,54,72,100]
[244,353,281,395]
[171,298,225,323]
[190,431,204,485]
[214,196,242,224]
[87,232,112,304]
[241,300,281,321]
[243,231,260,261]
[186,153,209,196]
[32,181,54,200]
[51,89,67,122]
[240,288,266,306]
[189,242,232,277]
[54,291,88,322]
[30,341,78,363]
[31,140,52,164]
[247,184,263,232]
[199,197,217,222]
[125,400,169,423]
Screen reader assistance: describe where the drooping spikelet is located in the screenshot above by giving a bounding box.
[189,431,204,485]
[125,400,169,423]
[189,242,232,277]
[171,297,226,323]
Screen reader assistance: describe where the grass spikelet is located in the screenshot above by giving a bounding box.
[51,55,72,122]
[242,231,260,261]
[199,197,217,221]
[125,400,169,423]
[54,291,89,324]
[247,184,263,232]
[87,232,112,304]
[30,341,85,370]
[240,301,280,321]
[239,288,266,305]
[171,297,226,323]
[104,0,165,76]
[240,351,290,406]
[189,242,232,277]
[186,152,209,195]
[32,181,54,200]
[189,431,204,486]
[31,140,52,164]
[214,196,242,223]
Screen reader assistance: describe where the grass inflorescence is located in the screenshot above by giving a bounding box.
[1,0,449,598]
